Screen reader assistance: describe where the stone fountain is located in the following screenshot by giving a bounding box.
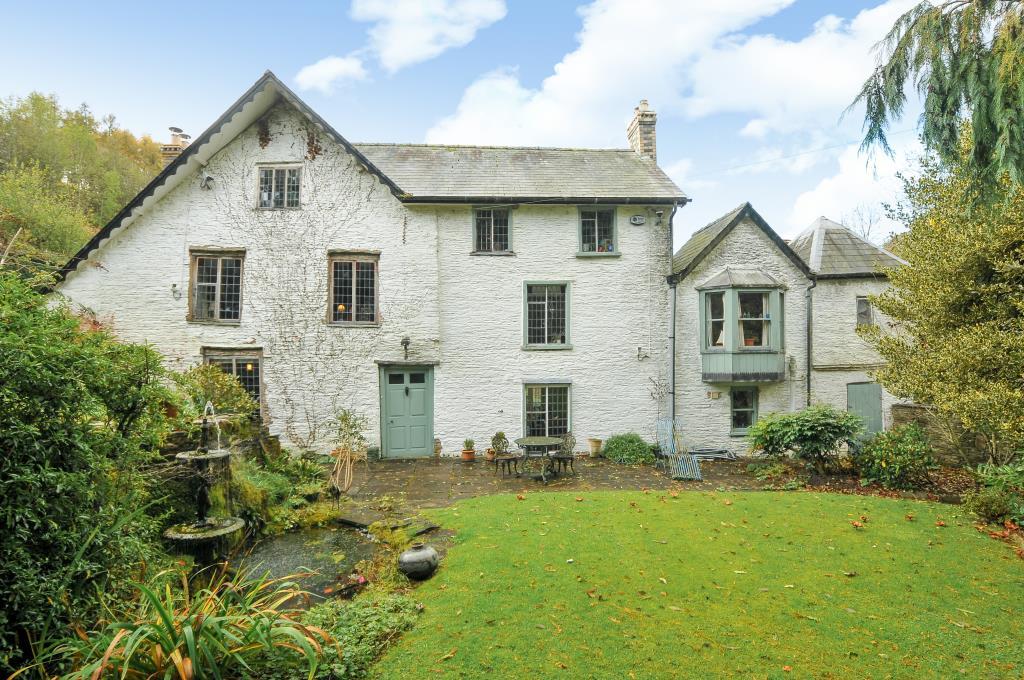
[163,402,245,563]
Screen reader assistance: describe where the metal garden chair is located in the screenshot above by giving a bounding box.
[654,417,702,481]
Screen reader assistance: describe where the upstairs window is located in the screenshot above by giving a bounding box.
[706,292,725,348]
[474,208,510,252]
[190,251,243,322]
[258,166,300,208]
[525,384,570,437]
[738,292,770,347]
[856,296,874,327]
[579,208,616,254]
[525,283,569,348]
[330,253,379,324]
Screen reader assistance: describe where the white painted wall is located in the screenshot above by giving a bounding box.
[673,217,810,456]
[59,103,673,454]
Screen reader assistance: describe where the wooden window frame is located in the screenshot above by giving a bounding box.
[201,347,266,421]
[699,288,783,353]
[705,291,726,351]
[472,207,513,254]
[577,206,620,257]
[327,251,381,327]
[737,290,771,350]
[856,296,874,328]
[187,249,245,324]
[523,281,572,350]
[523,383,572,438]
[730,386,758,436]
[256,163,302,210]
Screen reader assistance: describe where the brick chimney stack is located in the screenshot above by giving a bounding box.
[161,127,191,166]
[627,99,657,161]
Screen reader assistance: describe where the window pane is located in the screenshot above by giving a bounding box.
[409,373,425,384]
[708,292,724,320]
[738,292,765,318]
[332,261,353,322]
[710,321,725,347]
[596,210,614,252]
[355,261,376,322]
[475,210,493,252]
[286,168,300,207]
[732,409,753,430]
[258,169,274,208]
[206,357,261,412]
[740,320,766,346]
[194,257,218,320]
[492,209,509,251]
[525,386,547,436]
[219,258,242,320]
[732,389,753,410]
[546,285,566,344]
[731,388,755,430]
[526,285,547,345]
[548,386,569,436]
[856,297,873,327]
[273,168,285,208]
[580,212,596,252]
[388,373,404,385]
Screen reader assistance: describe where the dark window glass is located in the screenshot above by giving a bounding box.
[525,385,570,437]
[192,255,242,321]
[856,297,874,327]
[738,292,769,347]
[388,374,404,385]
[331,257,377,323]
[731,388,757,431]
[409,373,426,384]
[526,284,567,345]
[580,209,615,253]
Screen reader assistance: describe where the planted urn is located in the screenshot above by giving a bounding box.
[461,438,476,461]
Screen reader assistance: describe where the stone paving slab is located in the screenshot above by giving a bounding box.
[348,456,760,511]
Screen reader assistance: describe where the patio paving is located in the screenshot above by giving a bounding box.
[347,455,761,510]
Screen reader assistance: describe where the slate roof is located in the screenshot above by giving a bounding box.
[789,217,905,278]
[354,143,685,203]
[670,202,810,281]
[696,267,785,289]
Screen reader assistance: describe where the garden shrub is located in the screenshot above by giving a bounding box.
[856,423,937,490]
[281,594,420,679]
[0,272,174,669]
[172,363,257,419]
[602,433,655,465]
[962,487,1022,524]
[747,405,863,473]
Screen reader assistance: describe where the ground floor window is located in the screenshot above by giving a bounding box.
[203,349,263,418]
[730,387,757,434]
[525,384,570,437]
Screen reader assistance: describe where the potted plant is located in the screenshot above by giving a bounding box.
[461,438,476,462]
[588,437,603,457]
[490,431,509,461]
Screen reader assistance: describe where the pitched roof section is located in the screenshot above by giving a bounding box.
[696,267,785,290]
[670,202,811,282]
[789,217,905,278]
[353,143,685,203]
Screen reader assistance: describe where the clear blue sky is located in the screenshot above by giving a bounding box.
[1,1,921,247]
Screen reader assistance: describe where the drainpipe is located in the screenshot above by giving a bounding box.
[805,277,817,407]
[666,202,681,419]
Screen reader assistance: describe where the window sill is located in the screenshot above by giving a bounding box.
[328,321,381,328]
[187,319,242,326]
[470,251,515,256]
[522,344,573,351]
[730,429,750,438]
[576,252,621,258]
[255,206,302,211]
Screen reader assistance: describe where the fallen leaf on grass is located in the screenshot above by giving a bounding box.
[438,648,457,662]
[935,520,946,527]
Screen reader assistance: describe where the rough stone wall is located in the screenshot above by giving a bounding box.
[434,204,672,453]
[59,104,441,451]
[674,217,810,456]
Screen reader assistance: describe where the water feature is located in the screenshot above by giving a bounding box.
[163,402,245,563]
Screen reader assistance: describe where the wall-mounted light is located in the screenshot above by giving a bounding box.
[199,174,214,190]
[171,283,182,300]
[401,336,411,360]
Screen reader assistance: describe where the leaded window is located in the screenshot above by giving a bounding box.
[525,283,568,346]
[190,252,243,322]
[856,296,874,327]
[258,166,301,208]
[738,291,769,347]
[580,208,615,253]
[706,292,725,348]
[204,350,262,418]
[330,253,378,324]
[730,387,757,433]
[474,208,510,252]
[525,384,570,437]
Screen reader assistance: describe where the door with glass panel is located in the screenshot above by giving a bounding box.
[381,367,434,458]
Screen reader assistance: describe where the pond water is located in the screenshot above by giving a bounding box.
[234,526,377,599]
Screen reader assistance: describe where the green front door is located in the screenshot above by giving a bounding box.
[381,367,434,458]
[847,382,883,436]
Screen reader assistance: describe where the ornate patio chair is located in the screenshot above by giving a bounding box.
[552,431,577,475]
[490,431,521,478]
[654,417,702,481]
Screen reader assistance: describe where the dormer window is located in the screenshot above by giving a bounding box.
[258,166,300,209]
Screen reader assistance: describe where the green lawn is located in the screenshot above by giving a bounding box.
[373,490,1023,679]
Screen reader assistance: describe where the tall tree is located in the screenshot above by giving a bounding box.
[852,0,1024,187]
[864,132,1024,464]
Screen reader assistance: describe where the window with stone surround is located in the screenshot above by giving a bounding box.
[258,165,301,209]
[189,250,244,322]
[329,252,379,325]
[203,348,263,419]
[730,387,757,434]
[578,208,616,254]
[474,208,511,253]
[856,296,874,327]
[524,282,569,348]
[525,384,570,437]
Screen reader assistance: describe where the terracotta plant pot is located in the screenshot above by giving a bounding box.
[484,447,495,461]
[461,449,476,461]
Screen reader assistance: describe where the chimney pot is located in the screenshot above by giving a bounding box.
[627,100,657,161]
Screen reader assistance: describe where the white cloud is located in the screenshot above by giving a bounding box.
[682,0,918,137]
[426,0,796,146]
[352,0,507,73]
[664,158,718,192]
[786,136,921,237]
[295,54,367,94]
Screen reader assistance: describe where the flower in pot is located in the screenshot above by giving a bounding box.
[461,438,476,461]
[490,431,509,461]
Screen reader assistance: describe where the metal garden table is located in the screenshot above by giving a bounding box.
[514,436,562,483]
